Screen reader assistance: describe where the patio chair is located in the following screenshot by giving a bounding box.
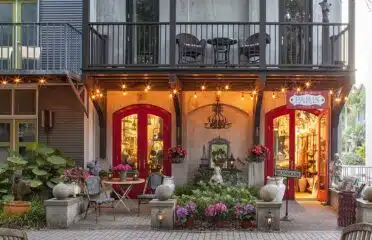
[340,223,372,239]
[137,172,163,215]
[84,175,115,223]
[238,33,270,64]
[0,228,28,239]
[176,33,207,64]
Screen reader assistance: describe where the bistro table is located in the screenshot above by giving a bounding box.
[207,37,238,65]
[101,178,145,212]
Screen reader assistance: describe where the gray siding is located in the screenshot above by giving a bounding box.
[38,86,84,166]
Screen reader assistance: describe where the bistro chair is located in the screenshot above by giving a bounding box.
[176,33,207,64]
[340,223,372,240]
[137,172,163,215]
[0,228,28,240]
[84,175,115,223]
[238,33,271,65]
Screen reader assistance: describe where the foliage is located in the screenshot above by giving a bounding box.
[339,152,365,165]
[174,183,196,196]
[168,146,187,159]
[0,197,46,229]
[234,203,256,221]
[175,201,197,225]
[193,168,242,185]
[211,148,227,166]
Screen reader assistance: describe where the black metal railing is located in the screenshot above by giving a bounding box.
[0,23,81,74]
[87,21,351,70]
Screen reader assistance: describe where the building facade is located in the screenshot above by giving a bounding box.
[0,0,86,166]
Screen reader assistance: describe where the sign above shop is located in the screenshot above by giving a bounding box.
[275,169,301,178]
[286,91,329,109]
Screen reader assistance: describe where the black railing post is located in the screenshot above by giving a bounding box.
[82,0,90,71]
[259,0,266,69]
[169,0,176,66]
[348,0,355,75]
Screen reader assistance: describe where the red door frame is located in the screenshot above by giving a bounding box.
[112,104,172,178]
[265,105,326,200]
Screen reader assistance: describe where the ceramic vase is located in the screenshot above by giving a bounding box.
[267,176,286,201]
[120,171,127,181]
[299,177,307,193]
[260,182,278,202]
[53,182,70,200]
[155,184,173,201]
[363,186,372,202]
[162,176,175,194]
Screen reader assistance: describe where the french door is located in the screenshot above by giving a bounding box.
[265,106,329,201]
[113,104,171,196]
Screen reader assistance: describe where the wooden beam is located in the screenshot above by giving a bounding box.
[253,73,266,144]
[66,74,88,117]
[169,74,182,145]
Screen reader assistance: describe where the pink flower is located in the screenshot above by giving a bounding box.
[114,164,132,172]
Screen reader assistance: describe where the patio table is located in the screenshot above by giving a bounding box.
[102,178,145,212]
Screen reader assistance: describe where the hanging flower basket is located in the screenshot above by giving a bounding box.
[168,146,187,164]
[246,145,269,163]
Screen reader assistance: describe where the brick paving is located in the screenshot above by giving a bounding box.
[27,201,342,240]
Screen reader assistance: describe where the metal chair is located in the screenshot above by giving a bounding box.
[137,172,163,215]
[176,33,207,64]
[341,223,372,240]
[238,33,270,64]
[0,228,28,240]
[84,175,115,223]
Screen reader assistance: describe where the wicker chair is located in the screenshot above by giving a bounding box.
[137,172,163,215]
[0,228,28,240]
[341,223,372,240]
[176,33,207,64]
[238,33,271,64]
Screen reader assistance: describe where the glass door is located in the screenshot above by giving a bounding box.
[0,121,12,164]
[15,120,37,155]
[317,112,329,202]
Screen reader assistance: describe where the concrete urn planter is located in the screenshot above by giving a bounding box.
[363,186,372,202]
[155,184,173,201]
[53,182,70,200]
[260,183,278,202]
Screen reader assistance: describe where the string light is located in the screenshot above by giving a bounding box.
[1,79,7,85]
[241,92,245,100]
[121,84,127,90]
[296,87,301,92]
[172,89,178,95]
[252,90,257,95]
[335,97,341,103]
[217,90,221,96]
[91,88,103,100]
[201,85,206,91]
[272,92,277,99]
[225,84,230,90]
[38,78,46,85]
[193,92,198,98]
[329,89,334,95]
[305,81,311,88]
[344,96,349,101]
[122,90,127,96]
[169,92,173,98]
[144,87,149,92]
[145,84,151,91]
[14,77,21,84]
[281,87,286,93]
[250,95,254,100]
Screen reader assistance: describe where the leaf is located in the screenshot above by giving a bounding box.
[50,177,62,184]
[32,168,48,176]
[2,194,14,201]
[66,157,75,168]
[7,156,27,165]
[36,157,47,166]
[0,178,9,184]
[47,156,66,165]
[27,164,38,169]
[30,179,43,188]
[0,189,8,193]
[0,163,8,169]
[26,142,39,151]
[35,147,55,156]
[46,181,55,189]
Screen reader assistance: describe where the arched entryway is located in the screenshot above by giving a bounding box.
[112,104,172,195]
[265,105,329,201]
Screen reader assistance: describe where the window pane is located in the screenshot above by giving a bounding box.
[273,115,289,169]
[0,147,9,164]
[0,123,10,142]
[14,90,36,115]
[147,114,163,171]
[0,4,13,46]
[21,3,38,46]
[0,90,11,115]
[121,115,138,167]
[18,122,36,142]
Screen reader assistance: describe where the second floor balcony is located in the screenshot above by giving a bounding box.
[0,23,81,75]
[87,21,350,72]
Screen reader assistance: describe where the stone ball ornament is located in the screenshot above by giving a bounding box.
[259,183,279,202]
[52,182,70,200]
[155,184,173,201]
[363,186,372,202]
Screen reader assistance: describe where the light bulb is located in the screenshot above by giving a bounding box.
[91,95,96,100]
[296,87,301,92]
[225,84,229,90]
[39,78,46,85]
[329,90,334,95]
[201,85,206,91]
[1,80,7,85]
[122,91,127,96]
[335,97,341,102]
[344,96,348,101]
[173,89,177,94]
[193,92,197,98]
[169,93,173,98]
[121,84,127,89]
[14,77,21,84]
[305,81,311,88]
[241,95,245,101]
[272,92,277,99]
[250,95,254,100]
[95,89,100,94]
[281,87,286,93]
[217,90,221,96]
[144,88,148,92]
[252,90,257,95]
[146,84,151,90]
[99,93,103,98]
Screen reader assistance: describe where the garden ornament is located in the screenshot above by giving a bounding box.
[209,166,223,184]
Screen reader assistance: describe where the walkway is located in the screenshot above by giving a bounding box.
[28,200,342,240]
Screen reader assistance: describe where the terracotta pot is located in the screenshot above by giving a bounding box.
[240,220,253,229]
[215,219,224,228]
[3,201,31,216]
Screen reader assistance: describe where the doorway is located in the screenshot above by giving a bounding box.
[265,106,329,201]
[112,104,171,196]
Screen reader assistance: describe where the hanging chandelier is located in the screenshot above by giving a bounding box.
[204,96,232,129]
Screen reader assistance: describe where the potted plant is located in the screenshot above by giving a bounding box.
[234,203,256,229]
[247,145,269,163]
[175,201,197,228]
[205,202,228,228]
[168,146,186,163]
[114,163,132,181]
[62,167,89,197]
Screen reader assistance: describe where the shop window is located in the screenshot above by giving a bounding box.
[14,89,36,115]
[0,90,12,115]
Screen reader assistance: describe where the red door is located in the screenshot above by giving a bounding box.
[113,104,171,197]
[265,106,326,200]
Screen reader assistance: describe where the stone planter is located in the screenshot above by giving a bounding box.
[3,201,31,216]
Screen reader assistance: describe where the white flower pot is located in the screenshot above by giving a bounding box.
[260,183,278,202]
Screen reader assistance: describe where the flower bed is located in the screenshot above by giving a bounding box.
[175,182,258,230]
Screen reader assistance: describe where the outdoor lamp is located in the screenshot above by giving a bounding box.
[133,172,139,180]
[156,209,164,228]
[266,210,273,231]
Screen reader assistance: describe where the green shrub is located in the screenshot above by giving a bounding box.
[174,183,196,196]
[0,197,46,229]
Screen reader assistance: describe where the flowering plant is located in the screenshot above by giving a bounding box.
[205,202,228,219]
[247,145,268,163]
[63,167,89,183]
[175,201,197,225]
[114,163,132,172]
[168,145,187,159]
[234,203,256,220]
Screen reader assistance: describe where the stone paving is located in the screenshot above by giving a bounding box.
[28,200,342,240]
